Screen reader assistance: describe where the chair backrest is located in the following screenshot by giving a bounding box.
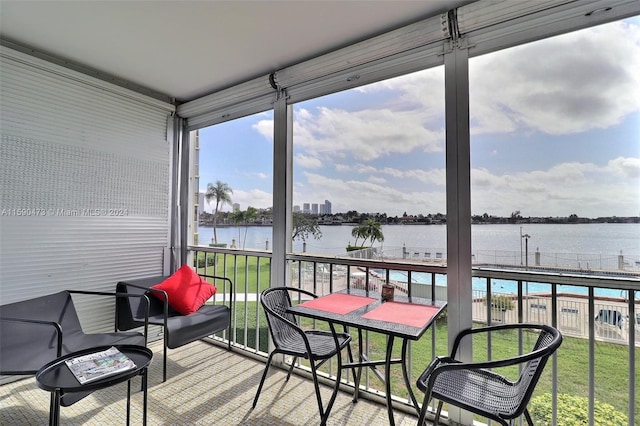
[260,287,305,349]
[116,277,170,329]
[0,291,82,374]
[512,325,562,417]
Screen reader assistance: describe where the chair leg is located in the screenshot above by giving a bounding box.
[252,352,276,408]
[285,356,297,381]
[320,349,344,426]
[417,392,431,426]
[162,341,167,382]
[309,361,326,424]
[435,400,443,425]
[524,408,534,426]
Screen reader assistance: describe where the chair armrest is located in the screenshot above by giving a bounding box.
[198,274,234,305]
[114,282,170,330]
[450,323,548,357]
[447,324,561,370]
[67,290,151,346]
[286,287,318,302]
[0,316,63,357]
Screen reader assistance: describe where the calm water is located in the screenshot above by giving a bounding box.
[198,223,639,298]
[198,223,640,257]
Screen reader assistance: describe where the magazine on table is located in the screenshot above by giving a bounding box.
[65,346,136,384]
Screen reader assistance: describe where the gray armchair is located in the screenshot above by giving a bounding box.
[116,273,233,382]
[0,290,148,407]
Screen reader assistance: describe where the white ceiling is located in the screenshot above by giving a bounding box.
[0,0,473,103]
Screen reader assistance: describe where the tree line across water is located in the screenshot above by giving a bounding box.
[200,180,638,248]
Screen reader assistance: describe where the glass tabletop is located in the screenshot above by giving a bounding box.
[288,288,447,340]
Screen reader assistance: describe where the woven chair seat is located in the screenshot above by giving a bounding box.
[418,359,523,419]
[278,329,351,360]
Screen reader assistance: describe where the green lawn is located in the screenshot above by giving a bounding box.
[197,253,271,294]
[225,300,638,423]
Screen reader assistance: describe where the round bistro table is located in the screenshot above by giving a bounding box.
[36,345,153,426]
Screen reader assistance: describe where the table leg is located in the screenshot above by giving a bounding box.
[401,338,420,412]
[343,325,357,384]
[49,390,60,426]
[126,379,131,426]
[385,335,396,426]
[143,367,148,426]
[352,328,364,403]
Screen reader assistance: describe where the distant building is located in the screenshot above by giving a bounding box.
[233,203,240,212]
[299,200,331,214]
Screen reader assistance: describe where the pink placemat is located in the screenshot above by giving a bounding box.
[299,293,376,315]
[361,302,441,328]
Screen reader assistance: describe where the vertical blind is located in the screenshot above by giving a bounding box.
[0,45,174,332]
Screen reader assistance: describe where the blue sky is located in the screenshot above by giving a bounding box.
[199,18,640,218]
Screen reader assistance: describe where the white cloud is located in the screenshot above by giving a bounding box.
[294,153,323,169]
[294,106,443,161]
[253,119,273,141]
[471,160,640,217]
[202,188,272,213]
[342,163,446,186]
[357,68,445,122]
[223,188,272,212]
[368,175,387,184]
[299,172,445,216]
[469,21,640,135]
[608,156,640,178]
[239,21,640,218]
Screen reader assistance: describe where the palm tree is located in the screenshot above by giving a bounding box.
[230,207,258,249]
[230,209,245,247]
[356,218,384,248]
[351,225,367,247]
[241,207,258,249]
[205,181,232,244]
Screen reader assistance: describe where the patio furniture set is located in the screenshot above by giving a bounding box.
[0,265,561,425]
[0,265,232,425]
[251,287,562,426]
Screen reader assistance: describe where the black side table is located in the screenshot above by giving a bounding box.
[36,345,153,426]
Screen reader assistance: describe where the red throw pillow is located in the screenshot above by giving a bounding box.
[151,265,217,315]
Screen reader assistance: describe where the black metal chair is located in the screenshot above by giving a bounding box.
[416,323,562,426]
[252,287,352,425]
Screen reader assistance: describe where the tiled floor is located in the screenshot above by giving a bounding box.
[0,340,423,425]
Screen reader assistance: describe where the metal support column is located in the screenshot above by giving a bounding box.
[271,91,293,291]
[444,35,473,426]
[170,115,189,272]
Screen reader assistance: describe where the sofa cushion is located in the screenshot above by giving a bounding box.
[165,304,231,348]
[151,265,216,315]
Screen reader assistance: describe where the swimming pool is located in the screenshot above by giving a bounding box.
[385,271,637,299]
